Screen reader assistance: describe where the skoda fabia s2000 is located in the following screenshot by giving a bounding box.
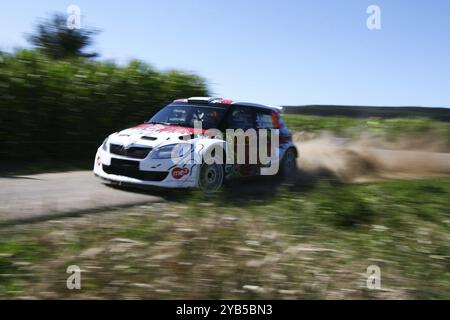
[94,97,298,192]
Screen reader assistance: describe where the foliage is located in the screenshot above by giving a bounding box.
[0,50,209,162]
[26,14,99,60]
[283,114,450,141]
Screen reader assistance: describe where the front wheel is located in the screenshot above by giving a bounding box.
[197,163,224,193]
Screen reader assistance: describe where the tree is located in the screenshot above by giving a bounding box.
[27,14,99,60]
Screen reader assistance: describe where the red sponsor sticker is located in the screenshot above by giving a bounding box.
[172,167,189,179]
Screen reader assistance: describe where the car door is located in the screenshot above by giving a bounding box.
[224,106,257,176]
[255,108,279,172]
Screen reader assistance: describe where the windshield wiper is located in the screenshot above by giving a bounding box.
[147,121,171,125]
[147,121,189,127]
[166,123,187,127]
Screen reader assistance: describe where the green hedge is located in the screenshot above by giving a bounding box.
[0,50,209,162]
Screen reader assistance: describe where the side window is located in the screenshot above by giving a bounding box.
[227,107,254,129]
[256,110,275,129]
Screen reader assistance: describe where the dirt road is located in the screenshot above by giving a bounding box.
[0,171,162,223]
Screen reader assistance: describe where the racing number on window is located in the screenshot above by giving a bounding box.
[256,110,277,159]
[227,107,254,165]
[228,107,254,129]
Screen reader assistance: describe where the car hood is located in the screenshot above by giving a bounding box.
[107,123,205,149]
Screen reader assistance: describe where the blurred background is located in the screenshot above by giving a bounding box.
[0,1,449,300]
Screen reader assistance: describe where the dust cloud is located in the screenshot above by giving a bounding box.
[294,132,450,183]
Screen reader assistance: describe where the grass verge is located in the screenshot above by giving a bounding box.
[0,178,448,299]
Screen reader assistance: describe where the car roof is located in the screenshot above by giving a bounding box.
[172,97,283,112]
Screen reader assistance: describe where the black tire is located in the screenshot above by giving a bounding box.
[279,148,298,185]
[197,163,224,193]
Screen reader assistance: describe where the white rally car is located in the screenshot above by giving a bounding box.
[94,97,298,191]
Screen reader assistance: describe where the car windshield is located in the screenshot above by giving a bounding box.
[148,104,228,130]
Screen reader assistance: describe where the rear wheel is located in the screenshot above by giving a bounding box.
[279,148,298,185]
[198,163,224,192]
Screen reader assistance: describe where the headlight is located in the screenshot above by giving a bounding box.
[151,143,192,159]
[101,137,109,151]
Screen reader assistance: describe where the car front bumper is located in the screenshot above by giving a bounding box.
[93,148,198,188]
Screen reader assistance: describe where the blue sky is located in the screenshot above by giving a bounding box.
[1,0,449,107]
